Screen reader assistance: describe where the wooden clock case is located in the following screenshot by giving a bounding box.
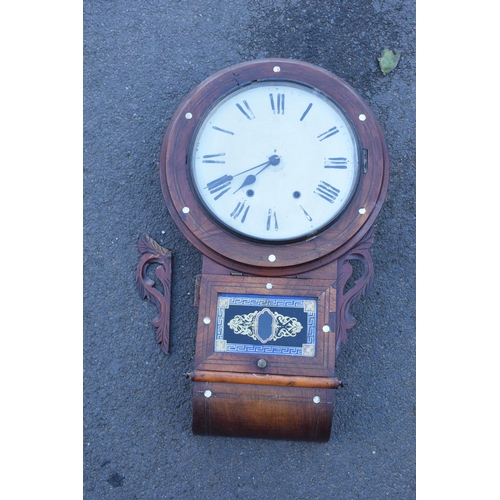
[137,59,389,442]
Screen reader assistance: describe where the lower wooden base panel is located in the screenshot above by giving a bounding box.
[192,381,335,442]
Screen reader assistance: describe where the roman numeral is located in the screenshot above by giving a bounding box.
[300,205,313,221]
[202,153,226,164]
[314,181,340,203]
[269,93,285,114]
[212,126,234,135]
[266,209,278,231]
[241,206,250,223]
[317,127,339,141]
[213,187,231,200]
[206,174,232,199]
[324,157,348,169]
[230,201,250,222]
[300,103,313,121]
[236,101,255,120]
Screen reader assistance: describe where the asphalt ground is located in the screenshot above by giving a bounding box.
[82,1,415,498]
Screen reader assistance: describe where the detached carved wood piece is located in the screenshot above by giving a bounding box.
[137,59,389,441]
[136,234,172,354]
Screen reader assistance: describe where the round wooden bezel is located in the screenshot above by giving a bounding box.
[159,58,389,277]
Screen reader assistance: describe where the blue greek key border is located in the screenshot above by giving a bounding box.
[214,294,317,357]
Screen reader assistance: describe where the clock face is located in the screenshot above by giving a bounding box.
[190,81,361,242]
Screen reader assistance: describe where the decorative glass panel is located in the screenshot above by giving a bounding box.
[214,294,317,357]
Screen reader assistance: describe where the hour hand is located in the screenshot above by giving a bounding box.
[232,155,280,193]
[205,164,264,193]
[208,155,280,195]
[207,159,269,192]
[233,174,257,194]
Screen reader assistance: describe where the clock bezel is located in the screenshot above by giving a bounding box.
[160,58,389,276]
[187,79,364,245]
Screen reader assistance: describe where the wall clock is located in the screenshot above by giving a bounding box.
[136,58,389,441]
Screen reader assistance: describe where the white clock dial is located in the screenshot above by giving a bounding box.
[190,81,360,242]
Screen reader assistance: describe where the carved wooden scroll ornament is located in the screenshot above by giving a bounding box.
[136,234,172,354]
[335,228,375,356]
